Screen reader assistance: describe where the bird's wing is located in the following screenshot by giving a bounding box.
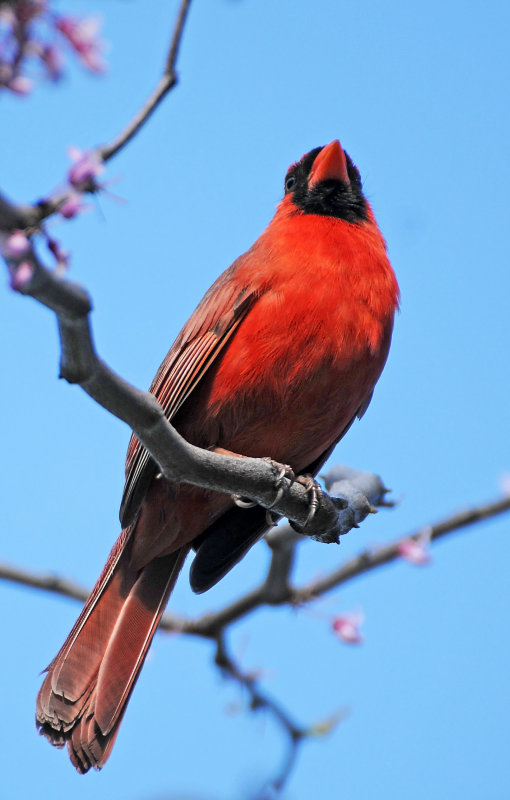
[120,258,257,527]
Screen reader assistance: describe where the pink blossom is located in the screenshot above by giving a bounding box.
[55,15,106,73]
[2,231,30,258]
[8,75,33,95]
[332,611,364,644]
[58,189,88,219]
[10,260,34,290]
[1,6,108,93]
[398,527,432,565]
[67,148,104,191]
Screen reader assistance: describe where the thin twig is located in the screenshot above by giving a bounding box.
[0,560,188,630]
[1,494,507,798]
[215,635,305,799]
[2,494,508,635]
[99,0,192,162]
[0,562,90,604]
[179,493,510,633]
[0,0,193,229]
[292,494,510,601]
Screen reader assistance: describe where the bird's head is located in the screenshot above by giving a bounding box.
[283,140,367,223]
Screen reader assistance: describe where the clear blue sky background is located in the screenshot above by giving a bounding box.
[1,1,509,798]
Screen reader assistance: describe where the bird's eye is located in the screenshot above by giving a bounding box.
[285,175,296,193]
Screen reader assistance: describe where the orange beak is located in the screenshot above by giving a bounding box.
[309,140,349,186]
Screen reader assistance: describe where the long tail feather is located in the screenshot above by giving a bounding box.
[36,529,187,772]
[94,552,185,735]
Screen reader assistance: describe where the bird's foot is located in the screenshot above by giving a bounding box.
[262,458,296,526]
[289,474,323,532]
[232,458,296,527]
[231,495,257,509]
[263,458,296,506]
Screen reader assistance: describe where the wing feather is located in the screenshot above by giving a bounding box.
[120,263,257,527]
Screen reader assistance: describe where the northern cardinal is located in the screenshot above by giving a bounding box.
[36,140,399,772]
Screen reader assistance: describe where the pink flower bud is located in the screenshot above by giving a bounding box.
[8,75,33,95]
[67,148,104,191]
[10,260,34,290]
[58,189,87,219]
[55,15,106,73]
[2,231,30,258]
[332,611,364,644]
[398,527,432,565]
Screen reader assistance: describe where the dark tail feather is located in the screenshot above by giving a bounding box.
[36,529,187,773]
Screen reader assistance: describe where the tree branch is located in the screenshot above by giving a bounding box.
[2,481,506,796]
[6,488,500,794]
[2,250,380,540]
[2,5,504,793]
[214,635,306,799]
[0,562,90,605]
[291,493,510,601]
[2,493,508,634]
[0,0,193,230]
[98,0,192,163]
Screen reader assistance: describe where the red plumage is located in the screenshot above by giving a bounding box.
[36,140,399,771]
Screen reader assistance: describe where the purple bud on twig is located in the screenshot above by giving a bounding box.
[397,527,432,565]
[332,611,364,644]
[55,15,106,73]
[2,231,30,258]
[10,260,34,290]
[67,148,104,191]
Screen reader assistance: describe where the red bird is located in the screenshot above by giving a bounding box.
[36,140,399,771]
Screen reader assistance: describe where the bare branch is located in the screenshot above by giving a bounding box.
[2,493,508,636]
[0,193,36,229]
[3,489,506,795]
[0,561,188,631]
[292,494,510,602]
[0,562,90,604]
[262,525,298,603]
[0,0,193,231]
[98,0,192,163]
[4,250,359,538]
[214,636,305,799]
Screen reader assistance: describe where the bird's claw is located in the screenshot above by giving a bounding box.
[232,458,295,527]
[263,459,296,527]
[232,463,322,533]
[289,474,323,532]
[232,495,257,509]
[263,458,296,508]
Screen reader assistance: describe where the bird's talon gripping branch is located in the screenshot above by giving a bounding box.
[232,495,257,509]
[263,457,296,508]
[232,459,296,515]
[289,474,324,532]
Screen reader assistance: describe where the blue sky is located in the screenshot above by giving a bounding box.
[1,1,509,798]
